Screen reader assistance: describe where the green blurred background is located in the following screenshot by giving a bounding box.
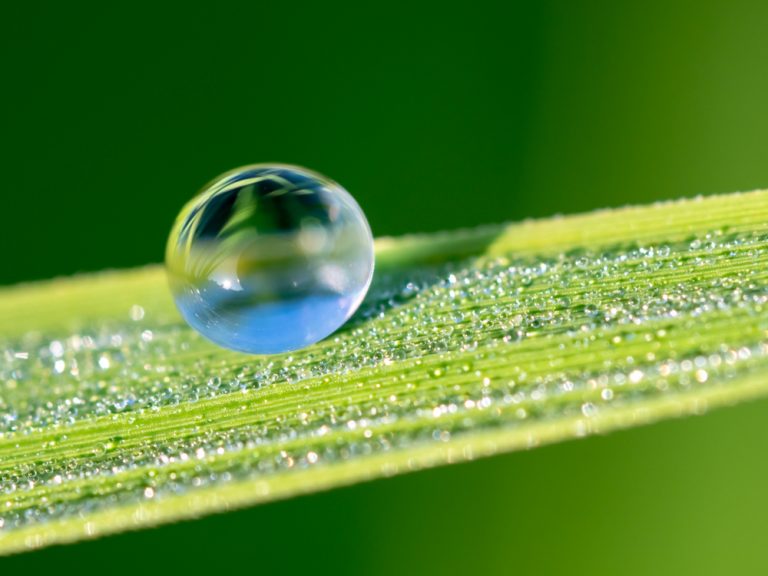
[3,1,768,573]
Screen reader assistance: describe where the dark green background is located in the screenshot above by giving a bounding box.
[3,1,768,573]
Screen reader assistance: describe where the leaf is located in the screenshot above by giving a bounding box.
[2,190,768,554]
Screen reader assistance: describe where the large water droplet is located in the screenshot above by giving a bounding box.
[166,164,374,354]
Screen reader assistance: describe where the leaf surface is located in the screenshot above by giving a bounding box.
[2,190,768,554]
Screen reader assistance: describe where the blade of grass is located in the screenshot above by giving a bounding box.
[2,190,768,554]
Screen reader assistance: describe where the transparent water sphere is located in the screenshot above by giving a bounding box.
[166,164,374,354]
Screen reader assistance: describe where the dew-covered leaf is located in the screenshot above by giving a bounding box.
[3,190,768,554]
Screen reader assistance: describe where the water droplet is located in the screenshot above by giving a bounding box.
[166,164,374,354]
[129,305,145,321]
[581,402,598,417]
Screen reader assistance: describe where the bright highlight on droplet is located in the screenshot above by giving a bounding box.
[165,164,374,354]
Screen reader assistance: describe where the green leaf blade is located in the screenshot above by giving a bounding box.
[3,190,768,554]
